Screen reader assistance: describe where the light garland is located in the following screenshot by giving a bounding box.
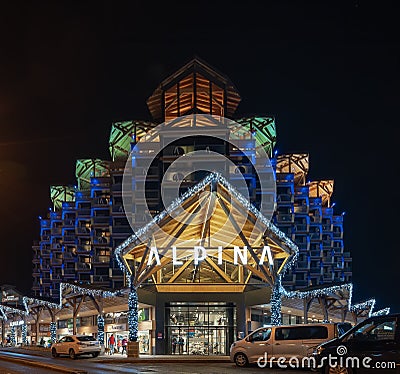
[350,299,376,317]
[59,283,119,307]
[22,296,61,314]
[22,323,27,345]
[115,172,299,274]
[50,321,57,343]
[270,276,283,325]
[282,283,353,301]
[128,282,138,342]
[10,326,16,346]
[0,305,28,321]
[0,307,7,320]
[371,307,390,316]
[97,315,105,345]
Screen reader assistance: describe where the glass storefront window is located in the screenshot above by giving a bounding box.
[165,303,235,356]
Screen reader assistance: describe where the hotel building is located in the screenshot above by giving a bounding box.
[30,58,353,354]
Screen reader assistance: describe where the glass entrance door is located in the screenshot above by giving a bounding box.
[166,303,235,355]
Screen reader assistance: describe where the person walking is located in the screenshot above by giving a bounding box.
[171,336,177,354]
[117,338,122,353]
[178,336,184,354]
[108,334,115,355]
[121,337,127,355]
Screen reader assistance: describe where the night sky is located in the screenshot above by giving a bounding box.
[0,1,399,312]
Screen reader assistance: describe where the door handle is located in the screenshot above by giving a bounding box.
[275,343,280,346]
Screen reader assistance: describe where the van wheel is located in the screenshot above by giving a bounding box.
[69,349,76,359]
[51,348,59,358]
[325,365,353,374]
[234,352,249,367]
[92,352,100,358]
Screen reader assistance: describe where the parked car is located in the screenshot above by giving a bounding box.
[230,322,350,367]
[51,335,101,359]
[313,313,400,374]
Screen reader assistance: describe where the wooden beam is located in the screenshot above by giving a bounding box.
[167,259,192,283]
[204,257,232,283]
[217,195,274,284]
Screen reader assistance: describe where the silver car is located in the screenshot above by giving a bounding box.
[51,335,101,359]
[230,323,350,367]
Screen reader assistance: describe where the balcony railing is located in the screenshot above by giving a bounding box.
[276,214,294,223]
[92,275,109,283]
[63,235,76,243]
[76,209,91,216]
[294,206,308,214]
[63,219,75,227]
[51,228,62,235]
[92,216,111,225]
[294,224,308,232]
[77,227,91,234]
[77,263,91,270]
[112,226,132,234]
[93,256,110,264]
[93,237,110,245]
[322,224,332,232]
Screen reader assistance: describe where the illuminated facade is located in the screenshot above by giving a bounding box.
[31,58,352,354]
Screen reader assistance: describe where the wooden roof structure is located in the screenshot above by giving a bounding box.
[118,173,298,293]
[147,58,241,122]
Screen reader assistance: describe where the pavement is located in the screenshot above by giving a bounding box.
[0,350,86,374]
[0,348,311,374]
[2,347,230,363]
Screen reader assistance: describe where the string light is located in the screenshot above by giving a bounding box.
[270,276,283,325]
[115,172,299,274]
[50,322,57,343]
[22,323,27,345]
[97,315,105,345]
[10,326,16,346]
[282,283,353,300]
[0,305,27,321]
[59,283,120,307]
[350,299,376,317]
[128,283,138,342]
[22,296,60,313]
[372,307,390,316]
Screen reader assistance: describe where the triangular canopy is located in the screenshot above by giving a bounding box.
[117,173,298,292]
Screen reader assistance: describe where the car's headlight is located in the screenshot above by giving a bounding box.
[230,342,236,351]
[314,346,325,355]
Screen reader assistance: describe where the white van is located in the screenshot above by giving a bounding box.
[230,322,351,367]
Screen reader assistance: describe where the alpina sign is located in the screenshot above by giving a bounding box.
[146,245,275,266]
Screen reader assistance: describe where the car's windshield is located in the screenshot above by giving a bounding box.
[76,336,96,342]
[337,322,352,336]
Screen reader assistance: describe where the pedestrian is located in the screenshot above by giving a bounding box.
[178,336,184,354]
[108,334,115,355]
[39,337,45,347]
[121,337,127,355]
[172,336,177,354]
[117,338,122,353]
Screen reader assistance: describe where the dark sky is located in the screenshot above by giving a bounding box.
[0,1,399,312]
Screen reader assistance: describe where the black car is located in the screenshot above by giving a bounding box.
[313,313,400,374]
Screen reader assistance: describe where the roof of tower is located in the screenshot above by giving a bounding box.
[147,57,241,121]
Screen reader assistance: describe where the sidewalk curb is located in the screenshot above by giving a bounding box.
[94,358,230,364]
[0,354,86,374]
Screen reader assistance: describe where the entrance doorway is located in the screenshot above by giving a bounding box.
[166,303,235,355]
